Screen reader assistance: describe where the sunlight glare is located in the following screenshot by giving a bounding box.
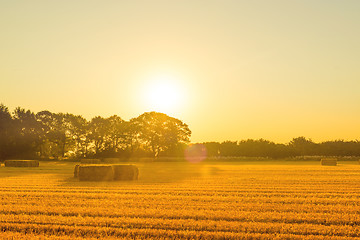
[143,74,184,114]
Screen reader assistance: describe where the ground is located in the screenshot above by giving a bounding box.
[0,160,360,239]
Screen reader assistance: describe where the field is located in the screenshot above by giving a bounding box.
[0,161,360,239]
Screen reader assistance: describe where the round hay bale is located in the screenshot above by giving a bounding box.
[4,160,39,167]
[74,164,80,178]
[78,165,114,181]
[80,159,101,164]
[112,164,139,181]
[321,158,337,166]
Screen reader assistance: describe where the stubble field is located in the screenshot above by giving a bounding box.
[0,161,360,239]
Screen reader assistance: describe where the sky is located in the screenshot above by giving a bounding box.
[1,0,360,143]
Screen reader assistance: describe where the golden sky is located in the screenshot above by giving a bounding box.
[1,1,360,143]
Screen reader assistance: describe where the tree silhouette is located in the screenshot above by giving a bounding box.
[12,107,42,158]
[1,103,360,160]
[130,112,191,158]
[0,104,13,160]
[88,116,108,156]
[289,137,317,156]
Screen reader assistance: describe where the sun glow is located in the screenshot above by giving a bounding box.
[143,74,185,114]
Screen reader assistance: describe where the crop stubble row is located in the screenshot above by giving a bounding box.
[0,163,360,239]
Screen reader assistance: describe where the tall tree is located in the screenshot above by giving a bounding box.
[66,114,89,158]
[88,116,109,155]
[12,107,43,158]
[105,115,127,154]
[289,137,317,156]
[0,104,14,160]
[130,112,191,157]
[36,111,78,158]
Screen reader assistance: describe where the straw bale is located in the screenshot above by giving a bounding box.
[78,165,114,181]
[4,160,39,167]
[321,158,337,166]
[74,164,80,178]
[80,159,101,164]
[112,164,139,181]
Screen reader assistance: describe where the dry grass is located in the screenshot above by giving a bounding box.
[0,161,360,239]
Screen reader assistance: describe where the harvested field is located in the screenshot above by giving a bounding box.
[4,160,39,167]
[0,161,360,239]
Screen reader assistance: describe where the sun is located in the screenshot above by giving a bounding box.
[143,74,183,114]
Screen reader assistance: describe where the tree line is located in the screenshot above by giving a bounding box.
[201,137,360,158]
[0,104,191,160]
[1,104,359,160]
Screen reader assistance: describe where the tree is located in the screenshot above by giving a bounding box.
[66,114,89,158]
[203,142,221,157]
[36,111,79,158]
[130,112,191,157]
[12,107,43,158]
[0,104,14,160]
[105,115,127,154]
[88,116,108,156]
[36,110,56,158]
[289,136,317,156]
[219,141,238,156]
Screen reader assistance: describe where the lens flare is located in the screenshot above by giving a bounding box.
[142,73,185,115]
[184,144,207,163]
